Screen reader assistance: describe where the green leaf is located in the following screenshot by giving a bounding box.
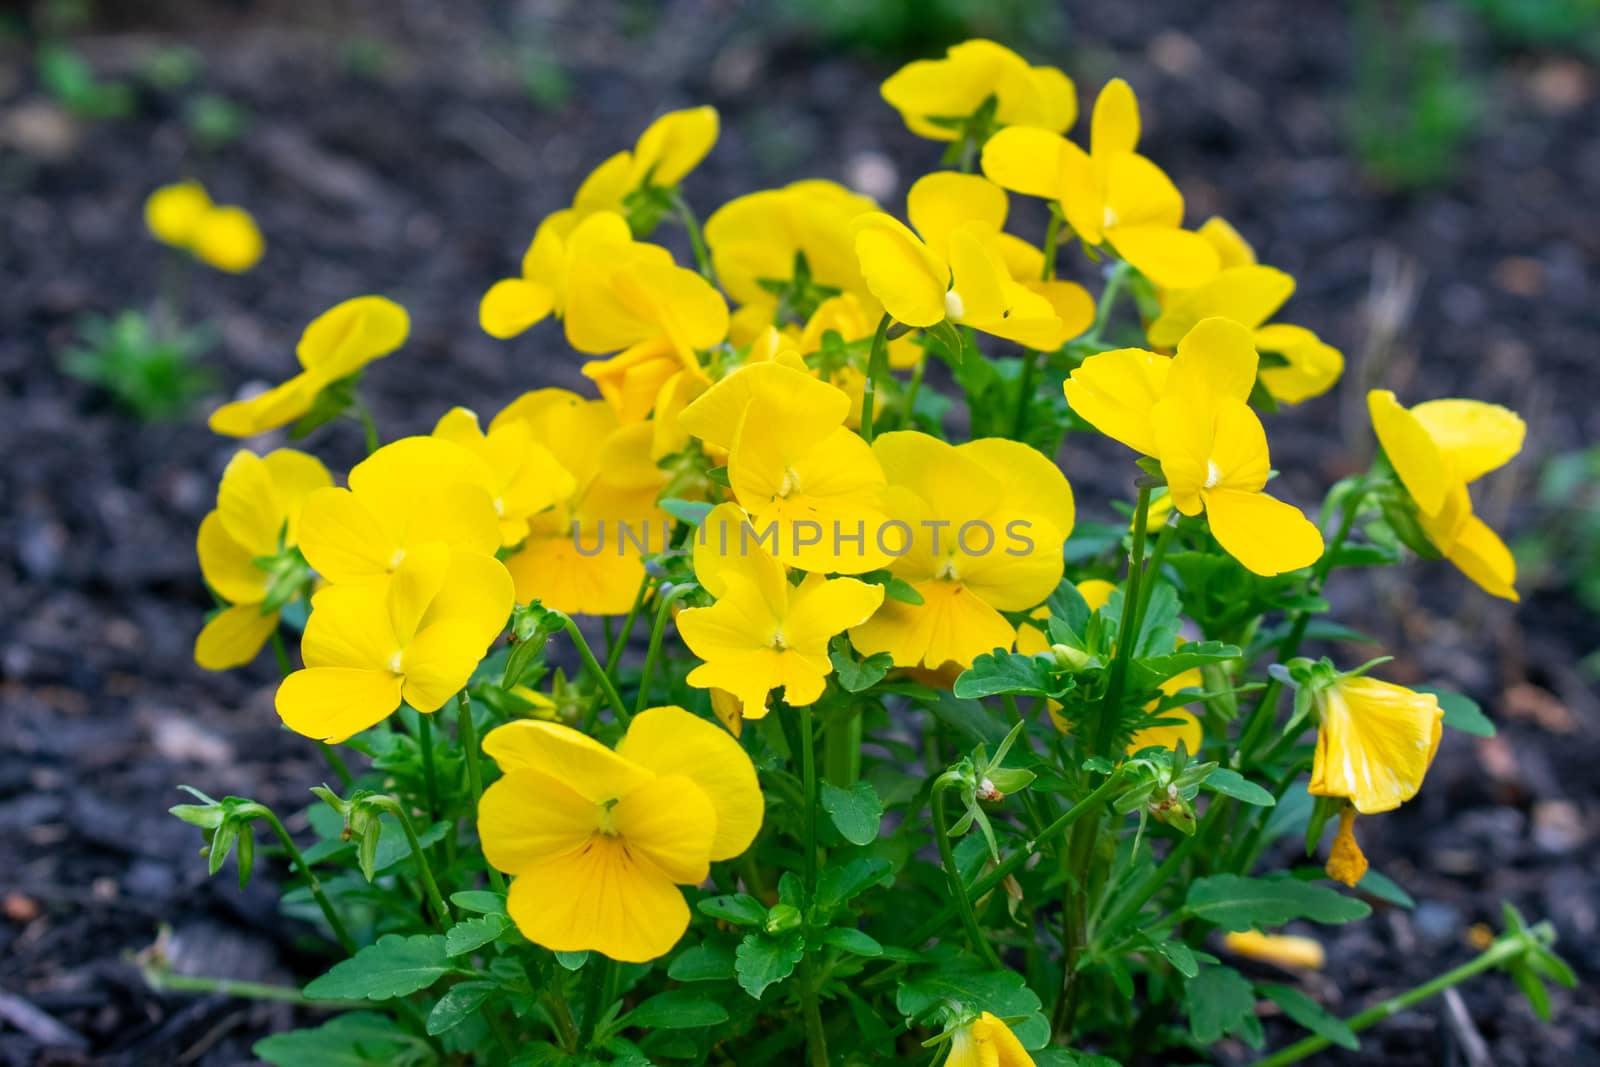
[450,890,507,915]
[829,643,892,693]
[821,780,882,845]
[303,934,451,1001]
[698,893,767,926]
[822,927,883,957]
[735,930,804,1000]
[1157,940,1199,978]
[445,913,510,957]
[814,856,892,913]
[254,1012,429,1067]
[1184,965,1262,1047]
[896,961,1050,1048]
[554,950,589,971]
[622,989,731,1030]
[1416,686,1495,737]
[427,981,496,1036]
[659,498,712,526]
[1202,769,1276,807]
[1357,869,1415,909]
[1259,983,1359,1050]
[1131,641,1241,691]
[667,942,736,982]
[953,649,1065,699]
[1185,874,1371,930]
[884,576,925,604]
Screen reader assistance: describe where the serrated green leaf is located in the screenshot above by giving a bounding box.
[254,1012,428,1067]
[815,856,892,913]
[427,981,496,1035]
[1131,641,1242,691]
[622,989,731,1030]
[1259,983,1359,1050]
[1202,769,1276,806]
[735,931,804,1000]
[953,649,1065,699]
[1185,874,1371,930]
[896,962,1050,1048]
[445,913,509,957]
[821,780,882,845]
[303,934,451,1001]
[1185,965,1262,1047]
[828,645,893,692]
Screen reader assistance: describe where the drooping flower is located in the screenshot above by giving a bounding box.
[881,38,1075,143]
[1308,674,1443,815]
[850,431,1074,670]
[145,180,264,273]
[209,296,409,437]
[430,406,576,546]
[853,172,1092,347]
[298,436,502,585]
[275,543,513,741]
[1222,930,1326,970]
[981,79,1219,288]
[1368,390,1524,601]
[945,1011,1036,1067]
[478,705,763,962]
[1064,317,1324,576]
[569,106,720,222]
[677,360,891,574]
[194,449,330,670]
[1326,807,1370,888]
[677,503,884,719]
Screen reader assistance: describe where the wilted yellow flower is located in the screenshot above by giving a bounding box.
[853,172,1092,347]
[1064,318,1324,576]
[850,432,1074,670]
[145,180,264,273]
[571,106,719,217]
[209,296,409,437]
[946,1011,1036,1067]
[982,79,1219,289]
[194,449,330,670]
[678,503,884,719]
[1223,930,1326,970]
[1368,390,1524,601]
[430,406,576,546]
[275,543,513,741]
[881,38,1075,142]
[1326,807,1370,888]
[1309,674,1443,815]
[479,705,762,962]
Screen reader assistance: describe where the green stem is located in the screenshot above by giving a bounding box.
[1095,484,1154,755]
[243,805,356,954]
[353,396,380,456]
[1012,348,1040,440]
[903,356,926,423]
[416,713,440,827]
[545,987,581,1052]
[1099,832,1200,938]
[1084,261,1131,347]
[1246,937,1527,1067]
[372,796,453,931]
[859,313,893,443]
[605,576,654,675]
[563,616,630,726]
[800,703,820,900]
[583,957,619,1046]
[823,706,862,786]
[800,957,831,1067]
[144,970,353,1005]
[635,586,693,717]
[931,778,1004,969]
[670,192,716,284]
[456,691,506,893]
[270,629,292,675]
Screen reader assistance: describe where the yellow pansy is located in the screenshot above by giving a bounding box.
[581,336,687,424]
[1368,390,1524,601]
[1223,930,1326,970]
[479,705,762,962]
[854,172,1092,348]
[497,390,668,615]
[946,1011,1036,1067]
[881,38,1075,142]
[677,504,884,719]
[298,436,503,585]
[679,360,891,574]
[1309,674,1443,815]
[1064,318,1324,576]
[145,180,264,273]
[209,296,409,437]
[571,106,720,216]
[850,432,1074,670]
[479,210,582,340]
[430,406,576,546]
[275,543,513,741]
[981,79,1219,289]
[194,449,331,670]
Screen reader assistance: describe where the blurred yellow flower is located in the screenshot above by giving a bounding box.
[479,705,762,962]
[946,1011,1036,1067]
[571,106,719,216]
[1223,930,1326,970]
[1309,674,1443,815]
[881,38,1075,142]
[145,180,264,273]
[194,449,330,670]
[209,296,409,437]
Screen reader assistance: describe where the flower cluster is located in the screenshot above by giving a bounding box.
[145,179,264,273]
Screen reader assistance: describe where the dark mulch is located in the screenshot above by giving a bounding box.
[1,1,1596,1064]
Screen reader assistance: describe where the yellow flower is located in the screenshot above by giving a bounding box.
[982,79,1219,289]
[478,705,763,962]
[881,38,1075,142]
[209,296,409,437]
[145,180,264,273]
[1309,674,1443,815]
[853,172,1092,348]
[850,432,1074,670]
[1064,317,1324,576]
[1368,390,1524,601]
[194,449,331,670]
[430,406,576,546]
[298,436,503,585]
[571,106,719,216]
[478,209,584,340]
[580,336,687,424]
[946,1011,1036,1067]
[1326,807,1369,888]
[275,542,513,741]
[678,360,891,574]
[497,390,668,615]
[1223,930,1326,970]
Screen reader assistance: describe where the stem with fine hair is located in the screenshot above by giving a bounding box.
[239,803,356,954]
[456,691,505,893]
[1084,260,1131,348]
[931,777,1004,970]
[562,616,631,726]
[416,712,440,828]
[799,703,820,899]
[370,795,453,931]
[353,395,380,455]
[859,313,893,443]
[1096,483,1155,755]
[635,585,693,717]
[670,192,716,284]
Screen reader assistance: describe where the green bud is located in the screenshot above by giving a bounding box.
[764,904,802,935]
[1050,643,1092,671]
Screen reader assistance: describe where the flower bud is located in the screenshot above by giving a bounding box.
[764,903,802,935]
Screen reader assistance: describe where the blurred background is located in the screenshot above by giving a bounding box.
[0,1,1596,1064]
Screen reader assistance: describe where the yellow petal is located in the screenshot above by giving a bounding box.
[1202,487,1324,577]
[678,361,849,452]
[944,223,1015,325]
[479,767,600,874]
[630,106,719,188]
[260,449,333,544]
[1445,512,1519,601]
[301,582,398,671]
[610,774,718,884]
[1368,390,1449,516]
[1108,223,1221,290]
[145,180,212,247]
[276,667,403,742]
[1091,78,1140,157]
[1148,265,1295,348]
[783,575,886,652]
[505,836,689,962]
[297,487,399,585]
[1197,216,1257,269]
[480,278,555,339]
[906,172,1008,260]
[191,206,264,273]
[980,126,1078,204]
[216,451,287,556]
[483,717,655,801]
[1101,153,1184,230]
[1310,677,1443,814]
[348,437,502,558]
[1411,399,1525,483]
[1022,64,1077,133]
[402,619,497,712]
[853,214,949,328]
[849,579,1014,670]
[694,502,787,602]
[1167,316,1260,404]
[296,295,410,376]
[194,603,279,671]
[207,373,321,438]
[1078,578,1117,612]
[196,510,268,605]
[386,542,452,645]
[421,551,515,645]
[504,532,647,616]
[1021,279,1095,344]
[957,517,1066,613]
[1254,323,1344,405]
[616,705,765,861]
[1325,808,1369,887]
[1062,348,1171,457]
[1223,930,1325,971]
[959,437,1076,541]
[971,1011,1036,1067]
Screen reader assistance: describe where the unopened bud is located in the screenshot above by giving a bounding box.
[764,903,802,935]
[1050,643,1091,671]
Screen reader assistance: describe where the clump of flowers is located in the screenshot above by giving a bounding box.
[165,39,1572,1067]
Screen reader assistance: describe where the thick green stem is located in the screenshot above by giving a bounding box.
[545,986,581,1052]
[582,956,619,1046]
[636,586,693,717]
[800,703,820,899]
[456,691,505,893]
[670,192,716,284]
[931,778,1004,969]
[563,616,631,726]
[1095,484,1155,755]
[371,796,453,931]
[1012,212,1063,439]
[243,805,356,954]
[416,713,440,827]
[800,957,831,1067]
[859,313,893,443]
[823,707,862,786]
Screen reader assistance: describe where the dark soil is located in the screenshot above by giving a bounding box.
[1,2,1596,1064]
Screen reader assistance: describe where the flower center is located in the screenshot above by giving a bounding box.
[936,557,960,581]
[597,798,621,837]
[389,547,406,569]
[769,627,788,651]
[943,288,965,321]
[778,468,801,498]
[1102,204,1120,229]
[387,650,403,674]
[1204,459,1222,489]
